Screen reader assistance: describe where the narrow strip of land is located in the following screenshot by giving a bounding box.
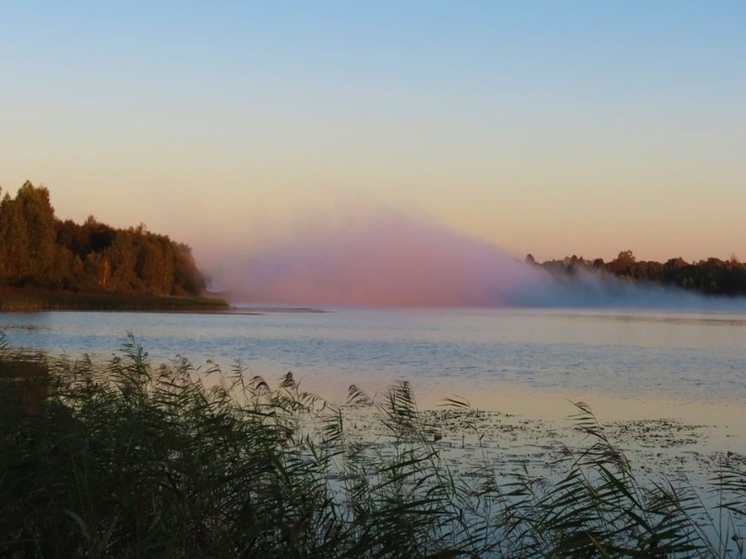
[0,287,228,311]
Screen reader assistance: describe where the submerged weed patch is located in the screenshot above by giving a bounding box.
[1,334,745,558]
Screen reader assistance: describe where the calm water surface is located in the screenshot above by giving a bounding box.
[2,306,745,421]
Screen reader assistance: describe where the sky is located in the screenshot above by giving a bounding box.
[1,1,745,277]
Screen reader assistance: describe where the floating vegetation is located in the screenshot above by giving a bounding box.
[0,323,41,331]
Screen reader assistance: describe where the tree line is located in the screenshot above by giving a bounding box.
[0,181,206,296]
[529,249,746,297]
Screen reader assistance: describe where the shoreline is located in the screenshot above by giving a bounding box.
[0,288,229,312]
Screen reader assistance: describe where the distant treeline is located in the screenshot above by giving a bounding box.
[529,250,746,297]
[0,181,206,296]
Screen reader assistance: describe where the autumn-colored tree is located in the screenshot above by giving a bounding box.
[172,242,206,295]
[608,250,636,276]
[0,182,210,296]
[15,181,57,283]
[0,193,32,283]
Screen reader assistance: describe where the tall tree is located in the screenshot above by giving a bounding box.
[0,193,31,283]
[608,250,636,276]
[15,181,57,283]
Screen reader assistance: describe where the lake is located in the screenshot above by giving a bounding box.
[5,305,745,553]
[2,305,744,419]
[3,305,746,488]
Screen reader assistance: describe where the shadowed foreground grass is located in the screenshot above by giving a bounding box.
[1,335,745,558]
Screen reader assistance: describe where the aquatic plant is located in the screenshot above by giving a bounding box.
[1,334,745,558]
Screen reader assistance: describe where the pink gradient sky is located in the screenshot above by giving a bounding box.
[1,2,744,280]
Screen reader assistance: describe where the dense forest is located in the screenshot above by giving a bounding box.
[0,181,207,297]
[530,250,746,297]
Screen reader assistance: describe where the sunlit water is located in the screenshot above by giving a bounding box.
[2,306,744,414]
[3,306,746,499]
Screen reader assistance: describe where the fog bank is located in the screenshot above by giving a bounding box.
[212,212,746,311]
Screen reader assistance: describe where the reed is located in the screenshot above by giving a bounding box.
[1,335,744,558]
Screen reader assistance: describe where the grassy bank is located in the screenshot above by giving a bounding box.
[1,337,745,558]
[0,287,229,311]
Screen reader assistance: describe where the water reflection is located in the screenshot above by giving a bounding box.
[2,307,744,412]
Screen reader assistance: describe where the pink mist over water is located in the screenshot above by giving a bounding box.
[210,210,746,310]
[218,211,541,307]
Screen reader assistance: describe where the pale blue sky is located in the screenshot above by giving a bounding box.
[1,1,744,265]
